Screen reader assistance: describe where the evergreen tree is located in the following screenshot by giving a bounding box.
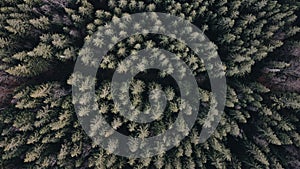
[0,0,299,168]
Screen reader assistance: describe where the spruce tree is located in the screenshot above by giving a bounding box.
[0,0,299,168]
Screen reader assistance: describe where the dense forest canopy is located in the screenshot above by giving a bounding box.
[0,0,299,168]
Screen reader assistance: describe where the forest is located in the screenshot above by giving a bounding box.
[0,0,299,168]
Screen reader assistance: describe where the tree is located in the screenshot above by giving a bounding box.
[0,0,299,168]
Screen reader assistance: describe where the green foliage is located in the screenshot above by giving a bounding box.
[0,0,299,168]
[0,0,94,77]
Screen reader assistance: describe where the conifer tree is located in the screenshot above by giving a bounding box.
[0,0,299,168]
